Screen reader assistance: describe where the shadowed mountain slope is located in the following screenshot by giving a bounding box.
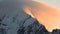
[0,0,60,34]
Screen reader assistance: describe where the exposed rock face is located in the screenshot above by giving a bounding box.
[0,0,60,34]
[0,0,30,34]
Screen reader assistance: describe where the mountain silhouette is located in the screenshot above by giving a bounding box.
[0,0,60,34]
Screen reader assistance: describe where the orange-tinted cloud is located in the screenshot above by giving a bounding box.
[24,1,60,32]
